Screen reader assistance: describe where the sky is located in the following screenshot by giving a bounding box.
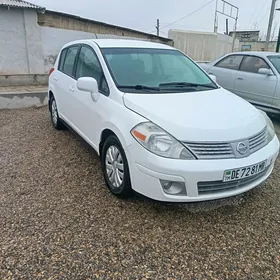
[31,0,280,40]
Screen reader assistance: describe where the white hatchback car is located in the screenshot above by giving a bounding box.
[48,39,279,202]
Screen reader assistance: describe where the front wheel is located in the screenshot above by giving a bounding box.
[101,135,132,198]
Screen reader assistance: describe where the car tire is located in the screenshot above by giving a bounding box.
[50,96,65,130]
[101,135,132,198]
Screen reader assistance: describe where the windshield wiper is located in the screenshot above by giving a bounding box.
[159,82,217,89]
[117,85,160,91]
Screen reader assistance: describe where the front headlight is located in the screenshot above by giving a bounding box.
[131,122,195,160]
[259,110,275,143]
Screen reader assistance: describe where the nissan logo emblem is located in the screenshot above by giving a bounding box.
[237,142,248,155]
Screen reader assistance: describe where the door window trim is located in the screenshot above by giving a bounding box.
[238,55,276,76]
[57,44,81,80]
[74,44,110,96]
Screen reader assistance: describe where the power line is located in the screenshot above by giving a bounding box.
[247,0,268,29]
[160,0,215,30]
[252,0,270,27]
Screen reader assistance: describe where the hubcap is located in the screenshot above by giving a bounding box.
[105,145,124,188]
[51,100,58,125]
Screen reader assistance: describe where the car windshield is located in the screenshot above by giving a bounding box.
[101,47,217,93]
[267,55,280,74]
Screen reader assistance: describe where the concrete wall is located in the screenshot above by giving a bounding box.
[238,41,277,52]
[0,7,45,74]
[0,8,172,76]
[41,27,98,73]
[168,29,239,62]
[0,7,29,74]
[41,27,158,72]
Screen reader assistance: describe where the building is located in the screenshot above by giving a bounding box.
[0,0,173,75]
[229,30,260,42]
[168,29,239,62]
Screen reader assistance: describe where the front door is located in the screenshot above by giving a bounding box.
[207,55,244,92]
[233,55,277,107]
[71,45,110,149]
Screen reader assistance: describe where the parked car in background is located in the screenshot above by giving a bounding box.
[48,40,279,202]
[199,52,280,115]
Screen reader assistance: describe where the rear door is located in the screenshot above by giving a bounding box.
[233,55,277,107]
[206,55,244,92]
[54,45,80,124]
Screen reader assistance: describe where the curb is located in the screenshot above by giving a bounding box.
[0,91,48,109]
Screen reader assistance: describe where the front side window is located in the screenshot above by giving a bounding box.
[240,56,270,73]
[215,55,244,70]
[61,46,79,77]
[267,55,280,74]
[102,48,217,93]
[76,46,109,94]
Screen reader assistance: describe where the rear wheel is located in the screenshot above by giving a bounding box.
[50,96,65,130]
[101,135,132,198]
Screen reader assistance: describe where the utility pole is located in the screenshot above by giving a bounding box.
[225,18,229,35]
[156,19,160,36]
[265,0,277,51]
[214,0,218,33]
[276,27,280,52]
[276,8,280,52]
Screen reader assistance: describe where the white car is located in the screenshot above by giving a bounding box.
[199,52,280,115]
[48,39,279,202]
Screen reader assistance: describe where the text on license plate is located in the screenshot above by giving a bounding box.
[223,160,267,182]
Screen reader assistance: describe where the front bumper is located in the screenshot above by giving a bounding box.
[126,135,279,202]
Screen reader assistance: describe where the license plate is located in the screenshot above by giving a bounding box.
[223,160,267,182]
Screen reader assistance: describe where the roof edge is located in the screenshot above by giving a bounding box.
[44,9,172,42]
[0,0,45,11]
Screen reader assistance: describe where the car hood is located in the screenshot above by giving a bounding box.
[123,88,266,142]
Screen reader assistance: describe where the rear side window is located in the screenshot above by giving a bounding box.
[58,49,67,71]
[215,55,244,70]
[240,56,270,73]
[61,46,79,77]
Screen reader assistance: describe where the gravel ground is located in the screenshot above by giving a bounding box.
[1,107,280,280]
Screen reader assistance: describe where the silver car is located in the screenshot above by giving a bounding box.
[200,52,280,115]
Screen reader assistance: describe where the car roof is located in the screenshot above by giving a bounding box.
[62,39,174,50]
[228,51,279,57]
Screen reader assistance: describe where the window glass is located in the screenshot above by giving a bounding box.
[267,55,280,74]
[240,56,270,73]
[215,55,243,70]
[62,46,79,77]
[76,46,108,94]
[58,49,67,71]
[102,48,215,92]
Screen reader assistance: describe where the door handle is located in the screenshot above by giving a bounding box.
[69,86,75,92]
[209,72,214,75]
[237,77,243,80]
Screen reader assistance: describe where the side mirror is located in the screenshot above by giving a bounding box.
[77,77,99,93]
[258,68,273,76]
[209,74,217,83]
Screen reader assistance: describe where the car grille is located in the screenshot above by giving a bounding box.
[249,127,267,153]
[197,166,270,195]
[184,127,267,160]
[185,142,235,159]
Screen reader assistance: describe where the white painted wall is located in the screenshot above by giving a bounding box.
[0,7,153,75]
[168,29,239,62]
[41,27,148,72]
[0,7,29,74]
